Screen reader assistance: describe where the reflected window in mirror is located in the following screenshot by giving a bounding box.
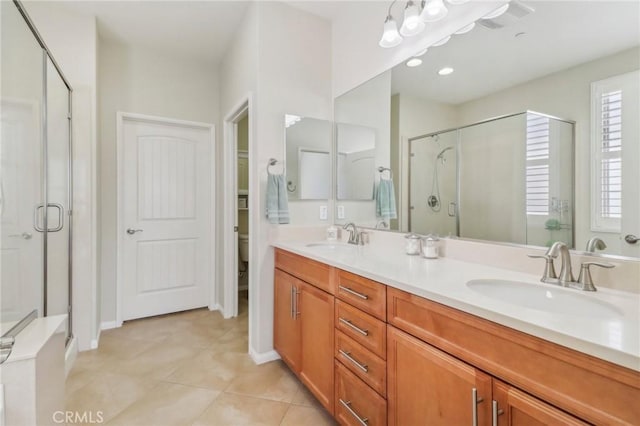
[284,115,332,200]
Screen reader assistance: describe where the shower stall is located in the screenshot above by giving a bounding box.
[1,0,73,357]
[408,111,574,248]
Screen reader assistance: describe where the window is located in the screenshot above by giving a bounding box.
[591,77,625,232]
[525,113,550,215]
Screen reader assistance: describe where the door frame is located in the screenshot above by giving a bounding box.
[222,94,253,320]
[115,111,216,326]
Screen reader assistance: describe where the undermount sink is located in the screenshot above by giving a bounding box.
[466,279,624,319]
[305,242,354,250]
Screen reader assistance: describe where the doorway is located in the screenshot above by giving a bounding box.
[116,112,215,322]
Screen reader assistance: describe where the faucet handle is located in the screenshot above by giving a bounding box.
[527,254,558,281]
[576,262,615,291]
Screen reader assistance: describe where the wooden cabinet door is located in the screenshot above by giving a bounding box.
[299,281,335,415]
[274,269,301,372]
[492,380,587,426]
[388,325,492,426]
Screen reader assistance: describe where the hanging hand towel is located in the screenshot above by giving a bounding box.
[266,172,290,224]
[376,178,397,220]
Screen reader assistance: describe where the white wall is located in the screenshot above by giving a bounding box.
[98,39,220,324]
[331,1,504,97]
[456,47,640,252]
[22,1,99,351]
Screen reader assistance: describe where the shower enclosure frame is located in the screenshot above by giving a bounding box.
[2,0,74,345]
[407,110,575,249]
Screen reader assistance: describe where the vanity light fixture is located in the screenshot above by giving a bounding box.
[432,35,451,47]
[438,66,454,75]
[400,1,426,36]
[379,14,404,48]
[420,0,448,22]
[454,22,475,34]
[446,0,470,4]
[483,3,510,19]
[285,114,301,128]
[406,58,423,67]
[415,48,429,56]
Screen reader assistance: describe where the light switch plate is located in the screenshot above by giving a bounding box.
[319,205,328,220]
[337,205,345,220]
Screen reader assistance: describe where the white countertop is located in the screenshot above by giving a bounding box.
[273,241,640,372]
[2,315,67,363]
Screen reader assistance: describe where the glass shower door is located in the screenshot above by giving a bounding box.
[1,1,45,332]
[45,57,71,338]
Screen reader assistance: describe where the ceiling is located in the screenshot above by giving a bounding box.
[391,1,640,105]
[54,0,250,66]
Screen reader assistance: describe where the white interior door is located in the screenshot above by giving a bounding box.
[121,116,212,321]
[620,71,640,257]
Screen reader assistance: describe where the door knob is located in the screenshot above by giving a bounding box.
[624,234,639,244]
[8,232,32,240]
[126,228,143,235]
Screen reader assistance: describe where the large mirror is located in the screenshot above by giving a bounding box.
[334,0,640,258]
[285,115,332,200]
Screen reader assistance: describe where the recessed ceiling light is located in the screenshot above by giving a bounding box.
[415,48,428,57]
[406,58,423,67]
[438,67,454,76]
[432,35,451,47]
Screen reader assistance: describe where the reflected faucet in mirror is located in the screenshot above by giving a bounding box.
[586,237,606,253]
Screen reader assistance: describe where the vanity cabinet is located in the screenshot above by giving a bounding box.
[274,250,335,414]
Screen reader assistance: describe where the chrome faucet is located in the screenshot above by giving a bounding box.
[545,242,575,284]
[343,223,360,245]
[375,219,388,229]
[586,237,607,252]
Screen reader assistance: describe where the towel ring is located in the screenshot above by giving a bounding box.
[378,166,393,180]
[267,158,284,174]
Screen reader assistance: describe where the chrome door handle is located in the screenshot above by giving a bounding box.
[47,203,64,232]
[8,232,32,240]
[339,349,369,373]
[339,286,369,300]
[339,317,369,336]
[625,234,639,244]
[339,399,368,425]
[492,400,504,426]
[472,388,484,426]
[126,228,143,235]
[33,204,45,232]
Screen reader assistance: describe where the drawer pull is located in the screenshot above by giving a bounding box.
[472,388,484,426]
[339,349,369,373]
[339,285,369,300]
[339,399,369,425]
[339,317,369,336]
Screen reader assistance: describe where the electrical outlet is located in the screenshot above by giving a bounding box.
[319,205,328,220]
[337,205,345,220]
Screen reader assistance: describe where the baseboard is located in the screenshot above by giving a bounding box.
[100,321,119,331]
[249,348,281,365]
[209,303,223,312]
[90,328,101,350]
[65,336,78,377]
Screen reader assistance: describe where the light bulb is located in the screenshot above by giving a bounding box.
[400,1,426,37]
[438,67,454,75]
[420,0,448,22]
[406,58,423,67]
[446,0,469,4]
[454,22,475,35]
[483,3,510,19]
[379,15,403,48]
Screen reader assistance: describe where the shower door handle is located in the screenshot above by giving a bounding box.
[448,202,457,217]
[47,203,64,232]
[33,203,64,232]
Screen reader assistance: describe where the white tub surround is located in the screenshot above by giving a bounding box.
[272,239,639,372]
[0,315,67,426]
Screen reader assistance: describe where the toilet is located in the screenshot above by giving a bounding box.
[238,234,249,264]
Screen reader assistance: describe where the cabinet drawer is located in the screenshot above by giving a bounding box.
[335,300,386,360]
[335,330,386,397]
[335,361,387,426]
[275,249,335,294]
[337,270,386,320]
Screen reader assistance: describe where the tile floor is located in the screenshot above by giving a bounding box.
[66,293,336,425]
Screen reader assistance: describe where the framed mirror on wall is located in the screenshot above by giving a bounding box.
[333,0,640,259]
[284,114,332,201]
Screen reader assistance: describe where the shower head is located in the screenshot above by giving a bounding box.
[436,146,454,162]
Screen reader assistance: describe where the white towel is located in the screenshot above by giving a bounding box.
[266,173,290,224]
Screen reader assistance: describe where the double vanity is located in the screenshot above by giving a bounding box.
[272,238,639,425]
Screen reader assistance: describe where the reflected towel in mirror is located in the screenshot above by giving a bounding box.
[376,178,397,220]
[266,172,290,224]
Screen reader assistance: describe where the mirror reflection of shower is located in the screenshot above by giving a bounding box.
[427,145,454,212]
